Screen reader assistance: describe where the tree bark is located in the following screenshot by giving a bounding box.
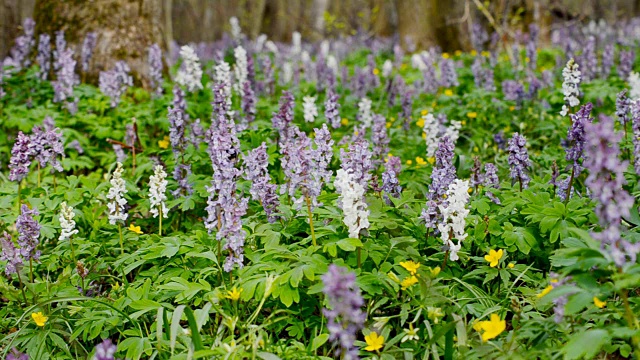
[33,0,163,83]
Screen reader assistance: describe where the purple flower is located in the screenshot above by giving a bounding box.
[382,155,402,201]
[241,81,256,124]
[494,131,506,150]
[484,163,501,204]
[400,90,413,131]
[549,273,574,323]
[168,106,187,157]
[324,89,341,129]
[9,132,33,182]
[616,90,631,126]
[272,91,295,142]
[549,160,560,187]
[618,49,635,79]
[507,133,531,189]
[1,232,22,276]
[53,30,67,69]
[421,55,438,94]
[371,114,389,165]
[565,103,593,169]
[578,36,596,81]
[632,101,640,175]
[7,18,35,71]
[80,32,97,73]
[322,264,366,360]
[340,140,373,189]
[31,126,65,173]
[314,124,335,186]
[502,80,525,102]
[99,61,133,107]
[243,143,279,222]
[7,348,29,360]
[16,205,41,261]
[172,163,194,198]
[601,44,614,79]
[428,136,456,201]
[219,196,249,272]
[36,34,51,80]
[93,339,117,360]
[148,44,163,95]
[471,23,488,50]
[584,115,637,267]
[259,54,274,96]
[52,48,79,113]
[470,156,484,189]
[439,58,458,88]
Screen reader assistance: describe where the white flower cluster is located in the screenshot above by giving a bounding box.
[334,169,370,239]
[214,61,233,111]
[422,113,440,158]
[175,45,203,93]
[233,46,248,96]
[443,120,462,145]
[58,201,78,241]
[230,17,242,40]
[629,72,640,101]
[291,31,302,57]
[148,165,168,218]
[382,60,393,77]
[438,179,470,261]
[107,162,128,225]
[303,96,318,123]
[326,55,339,76]
[282,61,293,84]
[358,97,373,128]
[320,40,330,58]
[560,58,581,116]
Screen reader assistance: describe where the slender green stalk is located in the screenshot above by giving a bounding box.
[118,223,124,254]
[69,237,76,264]
[37,163,41,187]
[159,208,163,236]
[29,258,34,283]
[16,270,28,305]
[357,247,361,268]
[305,195,317,247]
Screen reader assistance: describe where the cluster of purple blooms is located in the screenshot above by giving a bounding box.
[507,133,531,190]
[421,136,456,230]
[324,89,341,128]
[16,205,42,262]
[99,61,133,107]
[321,264,366,360]
[243,143,280,223]
[558,103,593,200]
[52,47,79,114]
[80,32,98,73]
[339,139,373,189]
[148,44,163,95]
[36,34,51,80]
[8,126,65,182]
[382,155,402,203]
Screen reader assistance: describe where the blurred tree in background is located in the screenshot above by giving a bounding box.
[2,0,640,77]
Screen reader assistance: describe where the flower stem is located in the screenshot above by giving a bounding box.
[564,166,575,204]
[305,195,317,247]
[37,163,41,188]
[29,258,34,283]
[118,224,124,254]
[16,270,28,305]
[159,208,163,236]
[69,237,76,264]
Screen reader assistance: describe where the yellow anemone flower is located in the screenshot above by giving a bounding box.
[128,223,143,234]
[399,260,420,275]
[467,112,477,119]
[537,285,553,298]
[476,314,506,341]
[415,157,427,166]
[225,287,243,301]
[364,332,385,351]
[444,89,454,96]
[594,297,607,309]
[484,249,503,267]
[341,118,349,126]
[401,275,418,290]
[32,312,48,327]
[158,136,170,149]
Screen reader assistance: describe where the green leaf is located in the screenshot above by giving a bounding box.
[311,334,330,351]
[561,329,610,360]
[337,238,363,251]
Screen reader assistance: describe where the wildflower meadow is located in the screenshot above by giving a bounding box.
[3,15,640,360]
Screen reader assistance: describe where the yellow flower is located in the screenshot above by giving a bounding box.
[406,160,413,165]
[387,272,401,283]
[415,157,427,166]
[525,57,530,63]
[467,112,477,119]
[470,50,478,56]
[386,121,392,128]
[508,263,515,269]
[401,275,418,290]
[225,287,243,301]
[442,52,450,59]
[416,118,425,128]
[429,266,441,277]
[427,157,435,164]
[594,297,607,309]
[364,332,385,351]
[158,136,170,149]
[476,314,506,341]
[373,68,380,75]
[421,109,428,116]
[472,320,483,332]
[112,282,121,291]
[473,146,479,152]
[454,50,462,56]
[427,307,444,324]
[509,106,515,111]
[422,133,427,139]
[400,260,420,275]
[467,187,473,194]
[537,285,553,298]
[341,118,349,126]
[484,249,503,267]
[128,223,143,234]
[32,312,48,327]
[481,51,490,57]
[444,89,454,96]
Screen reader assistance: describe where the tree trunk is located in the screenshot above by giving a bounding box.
[33,0,163,83]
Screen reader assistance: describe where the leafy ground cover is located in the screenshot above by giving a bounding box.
[1,18,640,360]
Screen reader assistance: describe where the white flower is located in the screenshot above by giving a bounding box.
[233,46,248,96]
[148,165,168,218]
[422,113,440,158]
[214,61,233,115]
[229,17,242,40]
[291,31,302,57]
[302,96,318,123]
[357,97,373,128]
[175,45,203,93]
[107,162,128,225]
[560,58,581,116]
[401,323,420,343]
[282,61,293,84]
[326,55,339,76]
[255,34,267,53]
[265,40,278,54]
[411,53,427,71]
[373,316,390,330]
[58,201,78,241]
[320,40,330,58]
[334,169,370,238]
[629,72,640,101]
[382,60,393,77]
[437,179,470,261]
[443,120,462,145]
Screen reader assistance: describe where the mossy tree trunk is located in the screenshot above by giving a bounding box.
[33,0,163,84]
